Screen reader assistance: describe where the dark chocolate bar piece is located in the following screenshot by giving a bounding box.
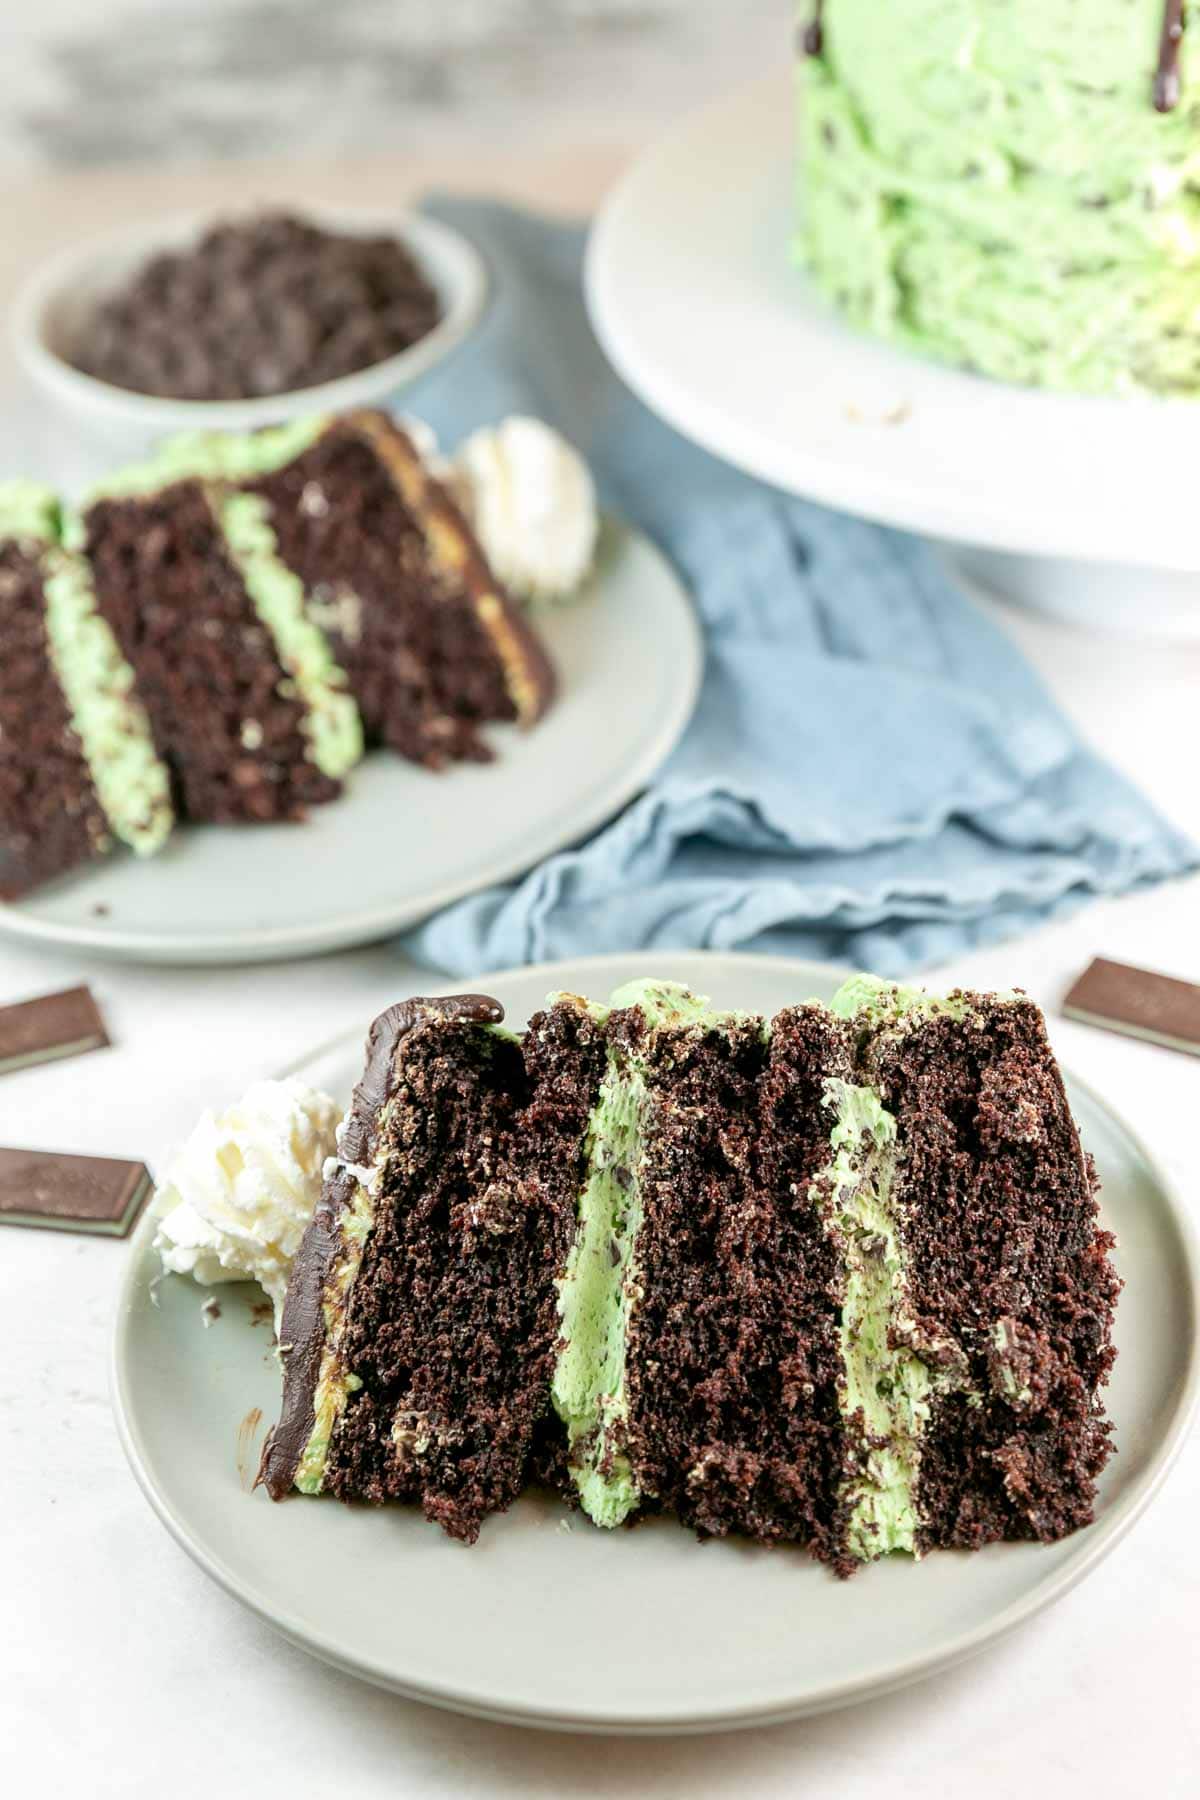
[0,985,110,1077]
[1063,957,1200,1058]
[0,1146,152,1235]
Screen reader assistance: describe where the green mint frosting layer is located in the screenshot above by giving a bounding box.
[813,1077,932,1559]
[609,976,754,1034]
[550,994,645,1528]
[831,974,976,1030]
[217,491,363,781]
[84,415,329,505]
[552,979,751,1528]
[0,481,59,544]
[0,484,173,854]
[798,2,1200,394]
[41,550,174,855]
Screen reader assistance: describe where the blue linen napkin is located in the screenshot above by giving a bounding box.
[397,199,1196,978]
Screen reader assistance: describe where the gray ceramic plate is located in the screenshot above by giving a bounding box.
[112,952,1200,1733]
[0,524,701,965]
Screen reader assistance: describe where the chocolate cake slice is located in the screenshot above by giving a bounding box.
[99,410,556,772]
[245,410,556,767]
[548,981,853,1566]
[551,977,1116,1566]
[75,462,362,825]
[259,994,580,1541]
[832,978,1120,1559]
[0,482,173,899]
[258,975,1118,1572]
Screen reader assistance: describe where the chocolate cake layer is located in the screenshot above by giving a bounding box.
[520,996,612,1490]
[248,413,555,768]
[82,480,338,823]
[262,993,579,1543]
[322,1013,537,1538]
[616,1003,852,1565]
[863,998,1119,1552]
[754,1005,859,1567]
[260,995,505,1501]
[0,541,110,898]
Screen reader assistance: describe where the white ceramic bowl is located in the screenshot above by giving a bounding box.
[10,205,488,472]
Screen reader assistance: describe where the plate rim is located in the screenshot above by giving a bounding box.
[110,949,1200,1733]
[0,523,702,966]
[586,76,1200,573]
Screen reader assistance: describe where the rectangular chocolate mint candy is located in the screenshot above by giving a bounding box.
[0,1146,152,1236]
[1063,957,1200,1058]
[0,984,110,1077]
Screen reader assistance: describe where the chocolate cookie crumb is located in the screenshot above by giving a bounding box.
[73,212,441,402]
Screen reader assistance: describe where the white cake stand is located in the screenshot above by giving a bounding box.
[586,76,1200,642]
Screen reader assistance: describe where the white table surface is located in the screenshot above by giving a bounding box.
[2,153,1198,1800]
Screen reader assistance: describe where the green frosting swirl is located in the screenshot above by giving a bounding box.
[812,1078,933,1558]
[798,2,1200,394]
[41,550,174,856]
[217,491,362,781]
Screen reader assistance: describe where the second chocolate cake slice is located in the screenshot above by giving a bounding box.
[245,410,556,767]
[548,981,852,1566]
[257,976,1118,1573]
[86,410,556,783]
[75,459,362,826]
[832,977,1120,1560]
[258,994,582,1541]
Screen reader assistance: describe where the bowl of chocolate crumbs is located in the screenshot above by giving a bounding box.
[12,205,487,452]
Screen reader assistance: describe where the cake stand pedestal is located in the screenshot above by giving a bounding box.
[945,550,1200,644]
[586,76,1200,642]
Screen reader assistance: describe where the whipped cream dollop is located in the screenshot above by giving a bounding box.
[454,415,598,603]
[153,1078,340,1328]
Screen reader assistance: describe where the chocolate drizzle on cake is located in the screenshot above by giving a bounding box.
[801,1,824,58]
[1156,0,1187,111]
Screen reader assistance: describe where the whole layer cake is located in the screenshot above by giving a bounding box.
[797,2,1200,394]
[260,977,1119,1573]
